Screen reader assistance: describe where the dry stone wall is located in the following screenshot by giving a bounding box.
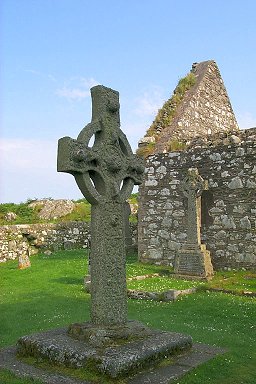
[0,221,138,263]
[0,221,90,263]
[138,128,256,270]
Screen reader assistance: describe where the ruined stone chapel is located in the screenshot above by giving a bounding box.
[137,60,256,271]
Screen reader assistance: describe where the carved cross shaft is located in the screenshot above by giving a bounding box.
[57,85,144,326]
[181,168,208,246]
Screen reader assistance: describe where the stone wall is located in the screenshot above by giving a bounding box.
[138,128,256,270]
[0,222,90,263]
[0,221,138,263]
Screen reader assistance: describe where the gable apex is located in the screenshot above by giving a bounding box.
[138,60,239,156]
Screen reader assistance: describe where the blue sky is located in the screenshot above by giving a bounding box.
[1,0,256,203]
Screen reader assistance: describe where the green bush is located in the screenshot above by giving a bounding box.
[0,202,38,225]
[0,200,92,225]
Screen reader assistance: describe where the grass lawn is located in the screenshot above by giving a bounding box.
[127,275,205,291]
[0,250,255,384]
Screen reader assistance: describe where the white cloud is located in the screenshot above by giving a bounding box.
[0,139,56,170]
[80,77,99,88]
[0,138,86,203]
[25,69,57,82]
[56,87,90,100]
[56,77,99,101]
[134,87,165,117]
[121,121,149,150]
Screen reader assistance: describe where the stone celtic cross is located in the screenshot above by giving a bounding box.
[175,168,213,279]
[57,85,144,326]
[180,168,208,246]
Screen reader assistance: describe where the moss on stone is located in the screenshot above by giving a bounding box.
[136,142,156,158]
[167,139,187,152]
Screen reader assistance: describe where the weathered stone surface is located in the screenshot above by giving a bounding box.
[68,320,153,347]
[0,342,226,384]
[58,85,144,326]
[127,288,196,302]
[240,216,251,229]
[18,251,31,269]
[4,212,17,221]
[138,60,255,271]
[17,327,192,378]
[138,136,156,145]
[0,221,138,263]
[246,179,256,188]
[0,222,90,262]
[29,199,75,220]
[139,61,239,154]
[0,346,87,384]
[12,85,194,382]
[98,331,191,378]
[138,128,256,270]
[175,245,213,280]
[221,215,236,229]
[228,176,243,189]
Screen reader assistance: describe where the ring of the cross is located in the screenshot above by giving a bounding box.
[75,121,136,204]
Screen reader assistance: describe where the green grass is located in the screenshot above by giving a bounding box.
[129,294,255,384]
[0,250,90,347]
[206,270,256,294]
[0,250,255,383]
[127,267,256,294]
[59,200,91,222]
[126,253,173,278]
[0,202,39,225]
[0,370,43,384]
[127,275,205,292]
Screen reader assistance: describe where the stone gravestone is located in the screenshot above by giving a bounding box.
[17,85,192,378]
[18,233,34,269]
[18,250,31,270]
[174,168,214,279]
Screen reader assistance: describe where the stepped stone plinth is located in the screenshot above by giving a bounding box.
[17,325,192,378]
